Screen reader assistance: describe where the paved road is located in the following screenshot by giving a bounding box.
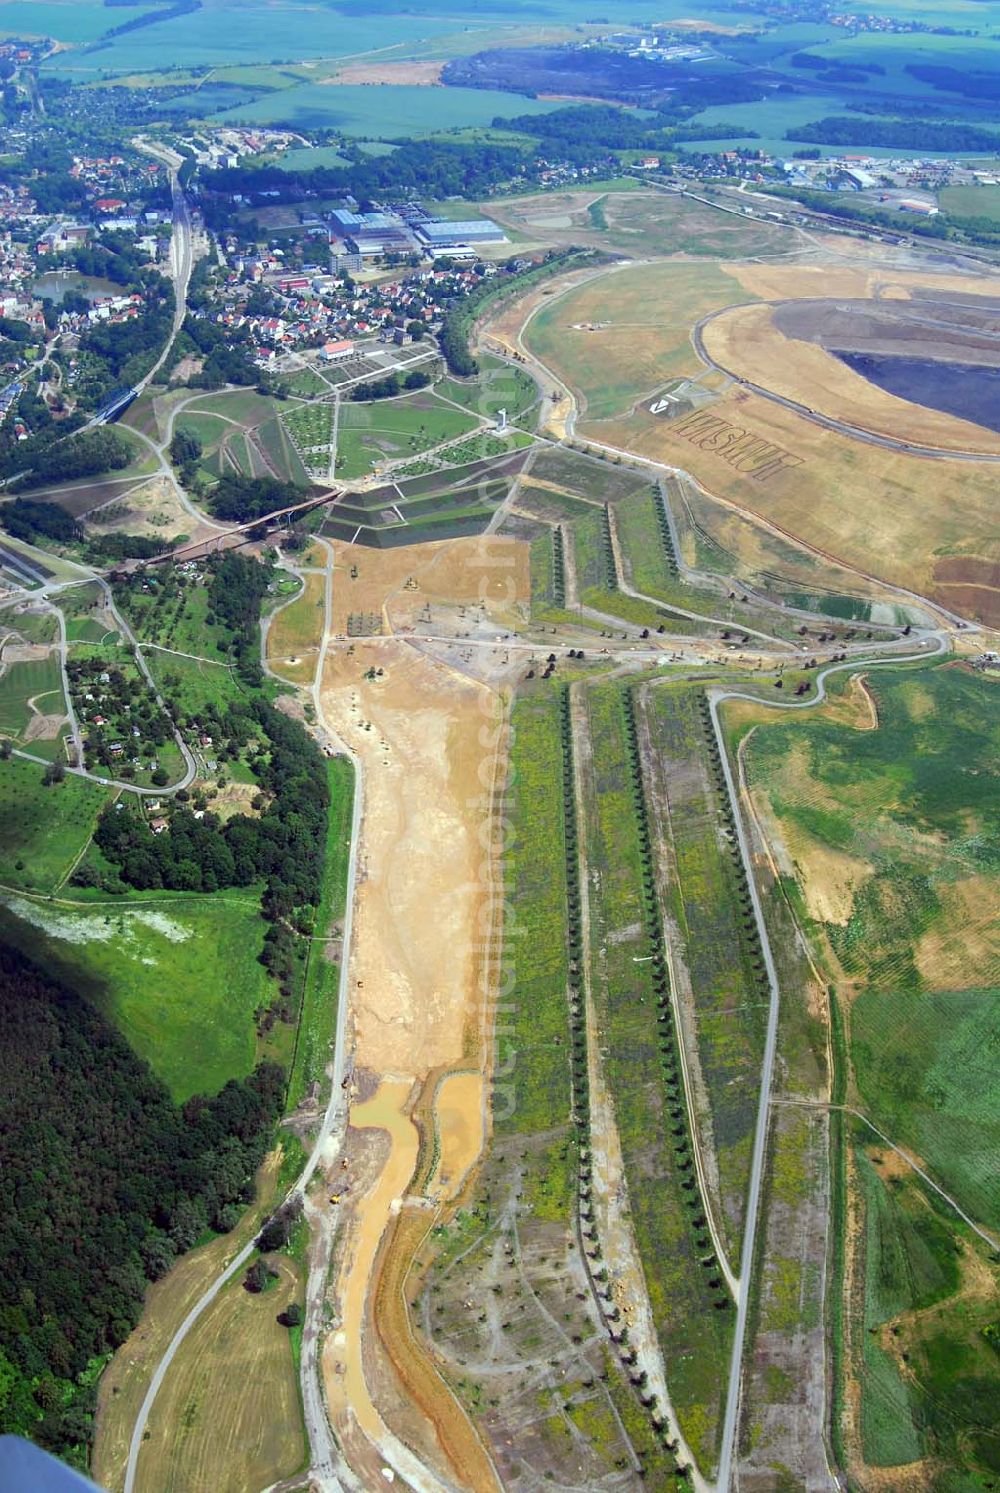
[711,632,949,1493]
[133,141,194,395]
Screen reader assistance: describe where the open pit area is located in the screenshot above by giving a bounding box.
[515,254,1000,620]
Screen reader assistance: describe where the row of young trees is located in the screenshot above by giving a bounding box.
[0,947,284,1467]
[653,486,679,578]
[557,687,692,1478]
[551,526,566,609]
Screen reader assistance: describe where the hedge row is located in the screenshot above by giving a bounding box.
[552,525,566,608]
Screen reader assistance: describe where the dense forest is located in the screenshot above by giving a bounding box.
[207,472,306,524]
[444,45,771,113]
[10,427,133,493]
[787,116,1000,152]
[0,497,81,545]
[0,947,283,1466]
[905,62,1000,100]
[206,547,272,681]
[350,369,430,402]
[200,138,526,221]
[500,101,756,156]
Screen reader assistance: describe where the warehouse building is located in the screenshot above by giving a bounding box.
[415,219,507,249]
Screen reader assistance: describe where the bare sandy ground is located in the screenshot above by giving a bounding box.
[318,536,527,1489]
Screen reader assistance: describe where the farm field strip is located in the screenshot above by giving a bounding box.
[640,687,771,1264]
[579,680,733,1476]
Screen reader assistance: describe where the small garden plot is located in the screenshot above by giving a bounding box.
[334,395,478,480]
[114,563,231,658]
[0,652,67,748]
[0,756,112,894]
[68,655,182,788]
[282,367,330,398]
[435,429,534,468]
[282,401,335,455]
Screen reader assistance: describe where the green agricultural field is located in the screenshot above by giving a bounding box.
[187,389,278,428]
[0,757,111,894]
[438,357,539,426]
[174,412,230,459]
[496,688,573,1222]
[940,184,1000,224]
[743,664,1000,1230]
[571,504,617,603]
[851,1141,1000,1476]
[65,617,115,644]
[613,489,755,636]
[528,446,651,506]
[282,368,332,398]
[255,414,312,485]
[580,682,732,1473]
[334,395,478,481]
[643,686,768,1255]
[514,482,600,524]
[741,662,1000,1486]
[4,608,58,644]
[0,889,276,1103]
[145,651,244,716]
